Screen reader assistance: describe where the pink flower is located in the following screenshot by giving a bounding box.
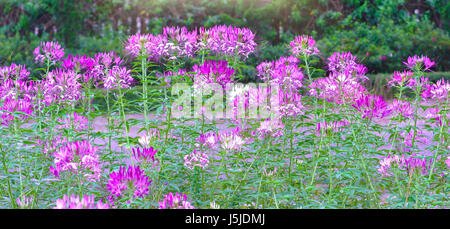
[387,71,414,88]
[40,68,82,106]
[159,192,195,209]
[50,140,101,181]
[352,94,391,119]
[0,97,33,127]
[0,63,30,81]
[131,147,157,164]
[199,25,256,60]
[34,41,65,64]
[327,52,368,81]
[56,112,88,132]
[184,149,209,170]
[378,154,434,176]
[257,56,304,91]
[107,165,152,199]
[16,195,33,209]
[289,35,319,57]
[403,55,435,71]
[193,59,234,89]
[54,194,109,209]
[257,118,284,138]
[103,66,133,89]
[421,79,449,102]
[389,99,413,119]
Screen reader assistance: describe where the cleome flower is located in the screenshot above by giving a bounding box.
[289,35,320,57]
[107,165,152,199]
[159,192,195,209]
[403,55,435,71]
[184,149,209,170]
[34,41,65,64]
[54,194,109,209]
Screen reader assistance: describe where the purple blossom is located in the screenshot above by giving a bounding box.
[131,147,157,164]
[34,41,65,64]
[403,55,435,71]
[0,63,30,81]
[378,154,434,176]
[159,192,195,209]
[327,52,368,81]
[289,35,319,57]
[389,99,413,119]
[352,94,391,120]
[421,79,449,102]
[54,194,109,209]
[159,26,198,60]
[309,72,367,105]
[49,140,101,181]
[193,59,234,89]
[257,56,304,91]
[107,165,152,199]
[257,118,284,138]
[56,112,88,132]
[199,25,256,60]
[16,195,33,209]
[124,33,160,58]
[315,120,350,136]
[0,97,33,127]
[184,149,209,170]
[40,68,82,106]
[103,66,133,89]
[387,71,414,88]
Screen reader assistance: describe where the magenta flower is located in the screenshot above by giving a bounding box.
[389,99,413,119]
[40,68,82,106]
[193,59,234,89]
[0,63,30,81]
[309,72,367,105]
[277,89,304,117]
[425,107,445,127]
[403,55,435,71]
[103,66,133,89]
[107,165,152,199]
[196,132,220,149]
[327,52,368,81]
[34,41,65,64]
[421,79,449,102]
[159,192,195,209]
[0,97,33,127]
[49,140,101,181]
[56,112,88,132]
[16,195,33,209]
[200,25,256,60]
[378,154,434,176]
[257,56,304,91]
[397,129,429,152]
[315,120,350,137]
[131,147,157,164]
[94,51,124,69]
[445,157,450,168]
[184,149,209,170]
[289,35,319,57]
[54,194,109,209]
[257,118,284,138]
[159,26,198,61]
[124,33,160,58]
[352,94,391,119]
[387,71,414,88]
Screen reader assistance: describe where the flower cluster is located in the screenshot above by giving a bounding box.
[56,112,88,132]
[184,149,209,170]
[421,79,449,102]
[159,192,195,209]
[257,118,284,139]
[107,165,152,199]
[403,55,435,71]
[138,129,160,147]
[289,35,319,57]
[387,71,415,88]
[309,72,367,105]
[124,33,160,58]
[54,194,109,209]
[352,94,391,119]
[389,99,413,119]
[131,147,157,164]
[103,66,133,89]
[0,63,30,81]
[16,195,33,209]
[219,130,246,151]
[193,59,234,89]
[40,69,82,106]
[327,52,368,81]
[315,120,350,137]
[378,154,433,176]
[0,97,33,127]
[200,25,256,60]
[160,26,198,60]
[257,56,304,91]
[49,140,101,181]
[34,41,65,64]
